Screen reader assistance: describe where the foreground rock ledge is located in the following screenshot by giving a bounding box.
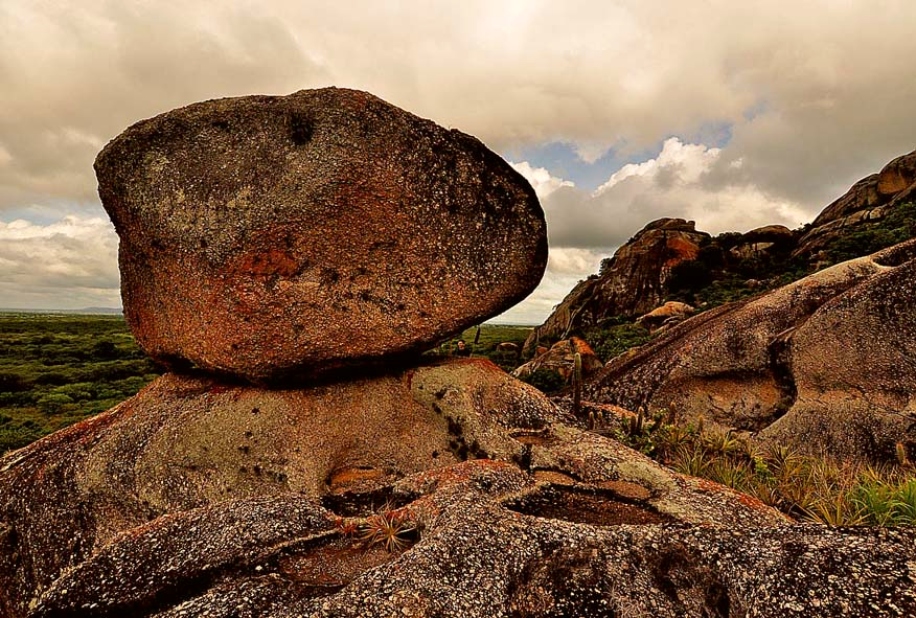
[95,88,548,382]
[2,360,913,617]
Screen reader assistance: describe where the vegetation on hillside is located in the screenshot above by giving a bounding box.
[0,313,160,455]
[668,201,916,310]
[443,324,532,371]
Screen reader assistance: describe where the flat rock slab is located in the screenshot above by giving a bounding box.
[95,88,547,382]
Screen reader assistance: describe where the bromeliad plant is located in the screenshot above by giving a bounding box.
[333,502,421,553]
[359,506,419,553]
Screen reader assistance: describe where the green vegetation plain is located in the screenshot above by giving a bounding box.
[0,313,160,455]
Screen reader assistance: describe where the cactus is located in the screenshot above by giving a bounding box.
[629,406,645,436]
[572,351,583,418]
[896,442,911,468]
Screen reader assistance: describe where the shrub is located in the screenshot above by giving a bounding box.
[582,323,651,363]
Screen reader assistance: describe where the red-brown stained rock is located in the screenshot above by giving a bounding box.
[95,88,547,382]
[522,218,709,356]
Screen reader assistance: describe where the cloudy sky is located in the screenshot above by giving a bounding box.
[2,1,916,323]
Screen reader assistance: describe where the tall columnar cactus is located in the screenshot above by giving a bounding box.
[572,351,583,418]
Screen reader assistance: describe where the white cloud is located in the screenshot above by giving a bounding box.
[2,0,916,317]
[543,138,810,251]
[2,0,916,213]
[0,215,120,309]
[510,161,575,200]
[595,139,720,193]
[495,138,814,323]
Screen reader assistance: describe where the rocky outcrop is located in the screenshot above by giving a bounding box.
[523,218,708,355]
[583,239,916,463]
[512,336,603,383]
[96,88,547,383]
[635,300,695,331]
[4,423,914,617]
[794,149,916,259]
[526,150,916,361]
[728,224,797,260]
[1,359,810,618]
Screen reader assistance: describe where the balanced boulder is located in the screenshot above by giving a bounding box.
[95,88,547,382]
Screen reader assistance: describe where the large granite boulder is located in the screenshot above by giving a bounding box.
[523,218,708,355]
[583,239,916,463]
[728,224,797,260]
[878,149,916,196]
[635,300,695,331]
[95,88,547,382]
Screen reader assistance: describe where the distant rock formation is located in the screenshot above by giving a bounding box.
[512,336,603,383]
[794,149,916,259]
[95,88,547,383]
[523,218,708,355]
[583,239,916,463]
[727,224,797,260]
[526,149,916,359]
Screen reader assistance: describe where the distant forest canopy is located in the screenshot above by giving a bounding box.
[0,313,159,454]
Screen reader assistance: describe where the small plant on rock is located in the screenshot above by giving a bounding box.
[359,504,419,553]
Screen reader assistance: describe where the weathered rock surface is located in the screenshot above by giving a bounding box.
[95,87,547,382]
[512,336,603,383]
[728,224,797,260]
[583,239,916,462]
[5,438,914,617]
[0,358,821,617]
[523,218,708,355]
[635,300,694,331]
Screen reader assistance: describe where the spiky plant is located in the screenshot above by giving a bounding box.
[359,505,418,553]
[572,351,583,418]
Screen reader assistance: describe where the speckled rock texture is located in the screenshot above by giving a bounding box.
[522,218,709,356]
[584,239,916,462]
[0,358,834,618]
[5,450,915,618]
[95,87,547,382]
